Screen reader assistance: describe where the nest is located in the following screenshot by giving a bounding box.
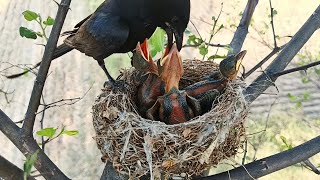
[92,60,248,179]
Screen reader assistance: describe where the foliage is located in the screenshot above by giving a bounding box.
[148,28,166,57]
[185,15,229,60]
[20,10,55,41]
[23,150,39,180]
[36,127,79,146]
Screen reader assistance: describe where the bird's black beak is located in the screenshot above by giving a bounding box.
[174,30,183,51]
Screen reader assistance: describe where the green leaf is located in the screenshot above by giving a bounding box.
[36,32,43,37]
[225,45,234,53]
[301,77,310,84]
[36,128,57,138]
[273,9,278,16]
[23,68,29,77]
[303,92,311,101]
[19,27,37,39]
[184,29,191,35]
[23,150,39,180]
[217,24,224,32]
[314,68,320,75]
[43,16,55,26]
[187,35,196,45]
[207,54,227,60]
[199,44,208,56]
[280,136,287,144]
[148,28,165,57]
[296,101,303,109]
[287,93,298,102]
[22,10,39,21]
[62,130,79,136]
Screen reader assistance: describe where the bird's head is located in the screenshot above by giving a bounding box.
[167,0,190,50]
[132,40,158,75]
[219,50,247,80]
[159,43,184,93]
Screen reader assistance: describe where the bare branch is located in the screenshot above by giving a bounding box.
[244,5,320,104]
[201,136,320,180]
[271,60,320,78]
[228,0,259,55]
[183,43,227,48]
[302,159,320,175]
[37,86,92,115]
[22,0,72,136]
[242,44,286,79]
[269,0,278,48]
[0,109,70,179]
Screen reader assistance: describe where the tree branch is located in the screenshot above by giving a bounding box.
[22,0,72,136]
[244,5,320,104]
[0,109,70,179]
[242,44,286,79]
[201,136,320,180]
[269,0,278,49]
[228,0,259,55]
[271,60,320,78]
[0,155,36,180]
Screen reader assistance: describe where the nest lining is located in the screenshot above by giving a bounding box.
[92,60,248,179]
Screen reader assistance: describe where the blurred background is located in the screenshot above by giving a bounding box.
[0,0,319,179]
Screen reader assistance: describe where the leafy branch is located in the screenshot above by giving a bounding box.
[20,10,55,41]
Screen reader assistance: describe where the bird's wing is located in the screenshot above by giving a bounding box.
[74,14,92,29]
[87,13,129,48]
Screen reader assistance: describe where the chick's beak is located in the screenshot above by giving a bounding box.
[228,50,247,80]
[132,39,158,74]
[159,43,184,93]
[235,50,247,73]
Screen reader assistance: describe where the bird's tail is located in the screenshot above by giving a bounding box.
[6,43,74,79]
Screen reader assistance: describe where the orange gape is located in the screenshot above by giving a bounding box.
[147,44,200,124]
[133,40,165,117]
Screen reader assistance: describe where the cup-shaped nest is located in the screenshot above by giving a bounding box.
[92,60,248,179]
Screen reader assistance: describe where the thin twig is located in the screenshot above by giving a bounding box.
[241,140,248,165]
[37,85,92,114]
[201,136,320,180]
[22,0,72,136]
[243,44,286,79]
[183,43,227,48]
[0,110,70,179]
[269,0,278,48]
[228,0,259,55]
[244,5,320,104]
[40,95,47,151]
[271,60,320,79]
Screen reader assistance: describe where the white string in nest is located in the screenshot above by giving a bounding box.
[92,65,248,179]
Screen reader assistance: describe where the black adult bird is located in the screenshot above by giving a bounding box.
[7,0,190,86]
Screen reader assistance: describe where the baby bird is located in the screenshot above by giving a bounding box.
[184,50,247,114]
[147,44,201,124]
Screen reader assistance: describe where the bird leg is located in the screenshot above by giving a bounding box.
[98,59,128,90]
[97,59,115,84]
